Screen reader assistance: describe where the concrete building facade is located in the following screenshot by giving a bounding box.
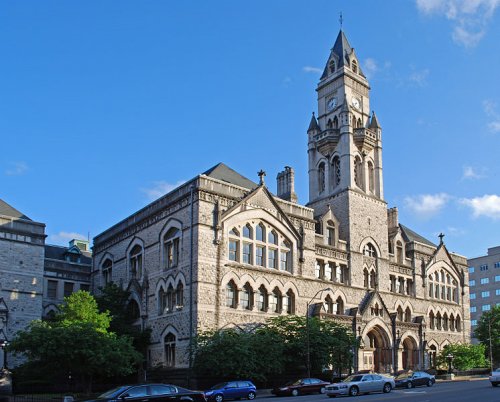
[92,30,470,375]
[468,246,500,341]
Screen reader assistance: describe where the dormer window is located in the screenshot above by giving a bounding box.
[352,59,358,74]
[329,60,336,73]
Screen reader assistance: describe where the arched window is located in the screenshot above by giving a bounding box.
[397,306,404,321]
[280,240,291,272]
[318,162,326,193]
[226,281,237,308]
[241,283,253,310]
[429,311,435,330]
[332,156,341,187]
[363,243,377,258]
[164,333,176,367]
[166,284,175,312]
[176,283,184,308]
[228,228,239,262]
[329,60,335,73]
[456,315,462,331]
[256,223,265,242]
[363,268,369,288]
[158,288,166,314]
[354,156,363,188]
[129,245,143,279]
[449,314,455,331]
[405,307,411,323]
[327,119,333,129]
[268,230,277,245]
[335,296,344,315]
[352,59,358,73]
[443,313,449,331]
[356,118,362,128]
[257,286,268,312]
[333,116,339,129]
[283,290,295,314]
[164,228,181,269]
[102,258,113,285]
[243,224,253,239]
[367,161,374,194]
[324,295,334,314]
[396,241,404,264]
[127,299,141,321]
[270,288,281,313]
[369,270,376,288]
[436,313,442,330]
[326,220,336,246]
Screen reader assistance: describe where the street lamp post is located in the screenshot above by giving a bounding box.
[306,287,333,378]
[0,339,8,370]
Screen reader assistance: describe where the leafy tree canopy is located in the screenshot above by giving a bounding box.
[436,343,487,371]
[474,305,500,367]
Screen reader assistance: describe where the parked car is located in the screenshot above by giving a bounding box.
[394,371,435,389]
[325,374,394,397]
[85,384,206,402]
[490,368,500,387]
[272,378,330,396]
[204,381,256,402]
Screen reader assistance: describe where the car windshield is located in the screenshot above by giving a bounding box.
[396,373,411,379]
[98,386,129,399]
[211,383,227,390]
[291,379,303,385]
[343,375,363,383]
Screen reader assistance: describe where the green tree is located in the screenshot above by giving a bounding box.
[9,291,142,392]
[474,305,500,368]
[436,343,487,371]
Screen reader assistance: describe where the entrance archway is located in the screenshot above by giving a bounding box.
[401,337,419,370]
[362,325,392,374]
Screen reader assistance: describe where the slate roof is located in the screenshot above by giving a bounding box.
[308,113,320,132]
[203,163,258,190]
[400,224,436,248]
[45,244,92,264]
[321,30,365,80]
[0,199,31,220]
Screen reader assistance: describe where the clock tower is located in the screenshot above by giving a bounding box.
[307,29,388,259]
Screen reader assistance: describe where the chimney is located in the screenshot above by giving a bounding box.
[387,207,398,230]
[276,166,298,203]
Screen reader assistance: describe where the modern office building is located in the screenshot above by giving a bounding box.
[468,246,500,341]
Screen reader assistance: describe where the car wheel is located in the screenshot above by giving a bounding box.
[349,386,359,397]
[383,383,392,393]
[406,381,414,389]
[215,394,224,402]
[320,387,326,394]
[247,391,256,400]
[427,379,434,387]
[291,389,299,397]
[492,382,498,387]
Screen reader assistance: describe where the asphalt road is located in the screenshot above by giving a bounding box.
[260,379,496,402]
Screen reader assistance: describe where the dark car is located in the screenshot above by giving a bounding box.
[394,371,435,389]
[86,384,206,402]
[204,381,256,402]
[271,378,330,396]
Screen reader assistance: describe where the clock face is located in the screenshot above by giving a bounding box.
[351,97,360,110]
[327,97,337,111]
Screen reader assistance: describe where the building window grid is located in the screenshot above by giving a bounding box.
[495,262,500,268]
[481,278,490,285]
[482,291,490,298]
[480,264,488,271]
[428,270,458,303]
[228,223,292,272]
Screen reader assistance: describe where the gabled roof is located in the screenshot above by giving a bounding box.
[369,111,381,129]
[321,30,365,79]
[0,199,31,220]
[308,112,320,132]
[45,244,92,264]
[400,224,436,248]
[202,163,257,190]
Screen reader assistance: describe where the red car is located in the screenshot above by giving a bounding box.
[272,378,330,396]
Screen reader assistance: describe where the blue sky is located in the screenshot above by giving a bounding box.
[1,0,499,259]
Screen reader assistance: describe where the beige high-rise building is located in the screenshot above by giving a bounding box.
[92,30,470,375]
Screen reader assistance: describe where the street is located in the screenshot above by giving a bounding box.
[260,379,495,402]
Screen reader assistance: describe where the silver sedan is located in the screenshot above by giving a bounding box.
[325,374,395,397]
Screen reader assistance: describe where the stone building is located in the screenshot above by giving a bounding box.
[43,239,92,318]
[468,246,500,342]
[0,199,46,368]
[92,30,470,375]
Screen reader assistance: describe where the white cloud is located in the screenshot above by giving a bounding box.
[483,99,500,132]
[404,193,451,217]
[462,166,487,179]
[141,180,185,201]
[445,226,466,236]
[363,58,378,79]
[409,68,430,87]
[5,161,28,176]
[302,66,322,74]
[416,0,500,47]
[461,194,500,219]
[48,231,87,245]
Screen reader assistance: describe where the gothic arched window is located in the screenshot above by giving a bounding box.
[318,162,326,193]
[333,115,339,129]
[283,290,295,314]
[176,283,184,308]
[354,156,363,188]
[164,227,180,269]
[241,283,253,310]
[164,333,176,367]
[329,60,336,73]
[332,156,341,188]
[367,161,374,193]
[129,245,143,279]
[102,258,113,285]
[335,296,344,315]
[257,286,268,312]
[352,59,358,73]
[363,243,377,258]
[326,220,336,246]
[226,281,237,308]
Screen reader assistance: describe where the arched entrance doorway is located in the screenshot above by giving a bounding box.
[428,344,437,368]
[361,325,392,374]
[401,337,419,371]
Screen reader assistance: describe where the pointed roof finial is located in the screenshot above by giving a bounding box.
[257,169,266,185]
[438,233,445,245]
[339,12,343,29]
